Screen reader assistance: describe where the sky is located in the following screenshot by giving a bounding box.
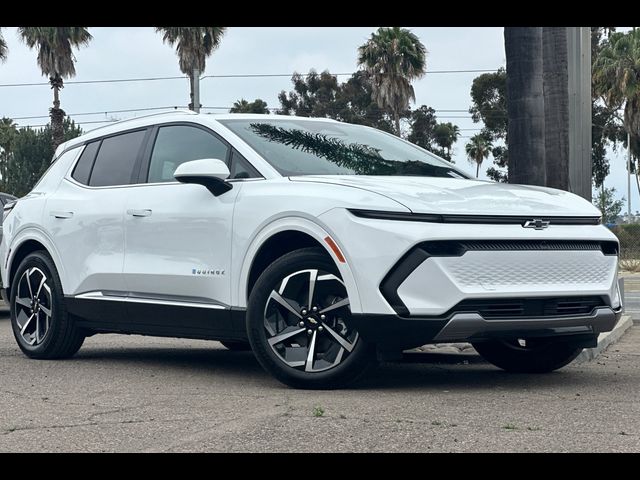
[0,26,637,210]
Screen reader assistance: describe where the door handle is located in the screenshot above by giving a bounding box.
[50,211,74,219]
[127,209,152,217]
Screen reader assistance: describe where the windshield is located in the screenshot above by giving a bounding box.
[218,118,468,178]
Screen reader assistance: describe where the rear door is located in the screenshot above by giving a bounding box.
[45,129,149,304]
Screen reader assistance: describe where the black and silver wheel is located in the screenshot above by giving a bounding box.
[247,247,374,389]
[472,338,583,373]
[10,251,85,359]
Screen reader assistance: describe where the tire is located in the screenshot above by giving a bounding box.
[472,338,583,373]
[247,247,375,389]
[10,251,85,359]
[220,340,252,351]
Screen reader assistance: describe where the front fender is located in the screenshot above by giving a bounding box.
[234,216,362,313]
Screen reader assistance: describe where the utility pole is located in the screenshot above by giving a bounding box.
[628,131,632,223]
[567,27,592,200]
[192,68,201,113]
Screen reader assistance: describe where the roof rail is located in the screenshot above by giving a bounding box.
[84,108,196,133]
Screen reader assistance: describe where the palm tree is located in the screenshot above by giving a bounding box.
[465,134,493,178]
[18,27,92,149]
[504,27,546,186]
[155,27,226,111]
[594,29,640,163]
[433,122,460,160]
[0,28,8,62]
[357,27,427,136]
[543,27,569,191]
[230,98,269,114]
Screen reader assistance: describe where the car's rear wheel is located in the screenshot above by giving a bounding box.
[220,340,252,351]
[247,247,375,389]
[472,338,583,373]
[10,251,85,359]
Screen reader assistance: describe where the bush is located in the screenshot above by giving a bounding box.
[610,224,640,261]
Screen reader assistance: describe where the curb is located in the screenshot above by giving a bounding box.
[575,314,633,363]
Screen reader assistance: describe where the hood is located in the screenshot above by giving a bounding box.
[289,176,601,217]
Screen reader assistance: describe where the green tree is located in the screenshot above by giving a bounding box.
[593,187,624,224]
[4,118,82,197]
[433,122,460,161]
[0,118,18,189]
[465,134,493,178]
[504,27,546,186]
[591,27,624,191]
[469,68,508,181]
[155,27,226,111]
[230,98,270,114]
[18,27,91,150]
[277,70,340,118]
[407,105,437,151]
[0,28,7,62]
[334,71,395,133]
[357,27,427,136]
[593,29,640,195]
[277,70,396,133]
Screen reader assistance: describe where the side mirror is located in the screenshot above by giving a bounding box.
[174,158,232,196]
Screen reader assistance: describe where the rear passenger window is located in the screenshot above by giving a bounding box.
[89,130,147,187]
[71,141,99,185]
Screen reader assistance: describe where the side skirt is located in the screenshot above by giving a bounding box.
[66,296,248,342]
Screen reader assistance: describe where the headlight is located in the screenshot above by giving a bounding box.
[613,282,622,309]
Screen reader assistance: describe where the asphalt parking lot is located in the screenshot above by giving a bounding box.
[0,310,638,452]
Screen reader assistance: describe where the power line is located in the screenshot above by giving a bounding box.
[10,105,186,121]
[0,69,500,88]
[7,106,483,121]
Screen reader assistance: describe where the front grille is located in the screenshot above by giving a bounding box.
[454,296,606,319]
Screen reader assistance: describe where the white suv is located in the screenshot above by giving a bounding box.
[0,111,622,388]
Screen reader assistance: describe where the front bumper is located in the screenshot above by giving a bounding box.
[319,208,621,316]
[351,306,622,349]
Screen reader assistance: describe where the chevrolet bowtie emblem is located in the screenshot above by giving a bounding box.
[523,219,550,230]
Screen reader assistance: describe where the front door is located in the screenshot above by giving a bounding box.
[122,124,240,336]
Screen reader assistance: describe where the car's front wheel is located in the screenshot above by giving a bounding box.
[247,247,375,389]
[10,251,85,359]
[472,338,583,373]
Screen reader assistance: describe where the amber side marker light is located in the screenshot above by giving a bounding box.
[324,236,346,263]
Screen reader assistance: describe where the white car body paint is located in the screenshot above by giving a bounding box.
[0,112,621,348]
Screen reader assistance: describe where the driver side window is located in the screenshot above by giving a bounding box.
[148,125,229,183]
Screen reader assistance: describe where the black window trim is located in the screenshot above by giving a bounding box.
[65,126,152,189]
[64,121,266,189]
[228,147,264,181]
[71,139,101,185]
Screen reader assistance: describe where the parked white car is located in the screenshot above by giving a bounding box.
[0,111,622,388]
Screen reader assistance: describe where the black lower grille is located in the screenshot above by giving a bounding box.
[418,240,619,256]
[454,296,606,319]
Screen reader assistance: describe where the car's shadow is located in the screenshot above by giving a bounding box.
[73,344,602,391]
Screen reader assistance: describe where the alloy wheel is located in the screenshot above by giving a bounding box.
[263,269,358,372]
[14,267,53,346]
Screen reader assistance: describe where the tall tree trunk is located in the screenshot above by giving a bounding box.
[505,27,546,186]
[543,27,569,190]
[50,76,65,150]
[394,111,401,137]
[476,160,481,178]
